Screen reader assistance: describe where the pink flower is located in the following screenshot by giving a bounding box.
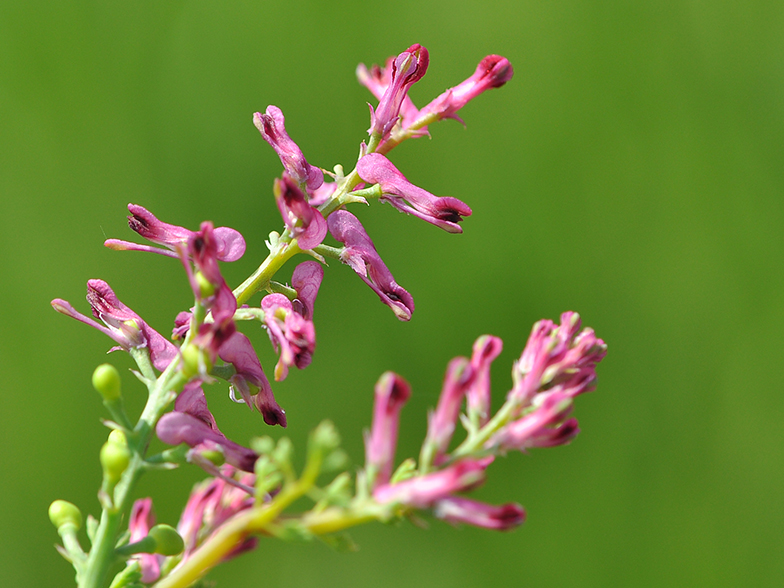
[488,391,578,452]
[327,210,414,321]
[509,312,607,406]
[274,173,328,250]
[416,55,513,124]
[129,498,163,583]
[177,467,257,559]
[260,293,316,382]
[290,261,323,320]
[254,106,323,191]
[465,335,503,426]
[433,496,525,531]
[105,204,246,262]
[364,372,411,488]
[217,331,286,427]
[156,411,258,472]
[373,457,492,508]
[356,153,471,233]
[423,357,474,464]
[357,56,420,130]
[368,44,429,137]
[51,280,177,371]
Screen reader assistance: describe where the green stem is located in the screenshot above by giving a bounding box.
[451,398,519,460]
[233,239,302,306]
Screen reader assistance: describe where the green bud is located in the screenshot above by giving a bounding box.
[92,364,122,401]
[310,421,340,454]
[194,271,216,299]
[148,524,184,556]
[100,439,131,483]
[273,437,294,466]
[107,429,127,447]
[322,448,349,473]
[49,500,82,531]
[250,436,276,456]
[390,458,417,484]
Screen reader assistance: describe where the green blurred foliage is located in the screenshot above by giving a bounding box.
[1,0,782,586]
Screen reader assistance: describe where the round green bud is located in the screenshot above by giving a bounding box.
[311,420,341,454]
[148,524,184,556]
[92,364,121,401]
[194,271,216,299]
[250,436,275,456]
[107,429,127,447]
[100,439,131,483]
[48,500,82,531]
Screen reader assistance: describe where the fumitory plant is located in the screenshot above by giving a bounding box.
[48,44,606,588]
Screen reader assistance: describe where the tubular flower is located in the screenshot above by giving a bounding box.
[415,55,514,124]
[176,467,257,559]
[488,391,578,452]
[423,357,474,464]
[373,457,493,508]
[365,372,411,488]
[509,312,607,406]
[368,44,429,137]
[465,335,503,426]
[290,260,324,320]
[327,209,414,321]
[356,153,471,233]
[274,173,328,250]
[433,496,526,531]
[254,105,323,191]
[260,293,316,382]
[156,411,258,472]
[357,56,420,130]
[105,204,246,262]
[51,279,177,372]
[217,331,286,427]
[175,383,221,432]
[129,498,163,583]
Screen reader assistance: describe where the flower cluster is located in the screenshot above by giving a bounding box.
[45,44,606,588]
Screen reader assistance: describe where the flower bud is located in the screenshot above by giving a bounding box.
[92,363,122,401]
[49,500,82,531]
[311,420,341,455]
[100,437,131,483]
[148,524,184,556]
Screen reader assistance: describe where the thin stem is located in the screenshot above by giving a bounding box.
[233,239,302,306]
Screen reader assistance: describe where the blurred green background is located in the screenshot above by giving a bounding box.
[2,1,783,586]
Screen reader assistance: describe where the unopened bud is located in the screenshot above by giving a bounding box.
[92,364,122,401]
[100,438,131,483]
[49,500,82,531]
[311,420,341,454]
[148,524,184,556]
